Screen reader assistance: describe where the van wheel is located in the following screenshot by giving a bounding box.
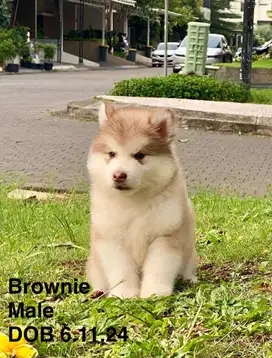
[173,68,180,73]
[226,55,233,63]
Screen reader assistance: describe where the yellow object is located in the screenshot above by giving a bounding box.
[0,332,38,358]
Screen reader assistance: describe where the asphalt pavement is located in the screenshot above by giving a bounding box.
[0,68,271,196]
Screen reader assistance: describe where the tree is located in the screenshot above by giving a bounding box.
[136,0,203,40]
[0,0,11,29]
[136,0,202,26]
[254,24,272,45]
[128,0,204,46]
[210,0,242,40]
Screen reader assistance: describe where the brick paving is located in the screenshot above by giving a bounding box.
[0,69,271,196]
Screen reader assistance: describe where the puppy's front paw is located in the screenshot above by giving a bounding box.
[188,275,198,284]
[109,286,139,299]
[140,284,173,298]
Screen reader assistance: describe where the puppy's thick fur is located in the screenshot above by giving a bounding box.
[86,102,197,298]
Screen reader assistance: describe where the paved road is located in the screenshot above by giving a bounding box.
[0,69,271,196]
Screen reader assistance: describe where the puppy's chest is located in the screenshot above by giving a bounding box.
[92,195,182,263]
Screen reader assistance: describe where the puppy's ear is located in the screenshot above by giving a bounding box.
[98,102,116,126]
[148,108,177,141]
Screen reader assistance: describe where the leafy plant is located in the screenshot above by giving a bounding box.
[110,74,250,103]
[254,24,272,46]
[114,50,127,59]
[42,43,57,62]
[33,41,43,54]
[106,30,118,53]
[0,0,11,29]
[11,26,29,58]
[0,29,16,64]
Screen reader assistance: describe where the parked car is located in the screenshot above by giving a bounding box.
[173,34,233,73]
[152,42,180,67]
[234,39,272,60]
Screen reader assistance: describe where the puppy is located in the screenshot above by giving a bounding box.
[86,102,197,298]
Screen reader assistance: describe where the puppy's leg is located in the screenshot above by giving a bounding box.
[140,237,182,298]
[97,240,140,298]
[86,254,109,291]
[181,248,198,283]
[87,227,109,291]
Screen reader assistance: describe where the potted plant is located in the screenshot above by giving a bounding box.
[11,27,29,71]
[32,42,44,69]
[43,43,56,71]
[0,30,18,73]
[21,55,32,68]
[127,48,137,62]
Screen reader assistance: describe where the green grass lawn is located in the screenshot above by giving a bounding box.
[0,185,272,357]
[251,89,272,104]
[218,59,272,68]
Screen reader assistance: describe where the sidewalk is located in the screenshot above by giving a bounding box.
[0,63,144,76]
[68,95,272,136]
[0,69,271,196]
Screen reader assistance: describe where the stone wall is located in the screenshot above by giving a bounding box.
[215,66,272,84]
[63,40,102,62]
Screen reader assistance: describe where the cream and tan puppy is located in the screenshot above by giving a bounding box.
[86,102,197,298]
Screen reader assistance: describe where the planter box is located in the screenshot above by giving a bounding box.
[44,62,53,71]
[215,66,272,84]
[6,64,19,73]
[21,61,32,68]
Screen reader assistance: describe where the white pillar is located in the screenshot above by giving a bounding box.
[124,16,128,35]
[102,6,106,45]
[147,17,150,46]
[59,0,64,63]
[109,5,113,31]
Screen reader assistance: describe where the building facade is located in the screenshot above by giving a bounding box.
[229,0,272,25]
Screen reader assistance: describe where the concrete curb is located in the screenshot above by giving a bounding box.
[66,96,272,136]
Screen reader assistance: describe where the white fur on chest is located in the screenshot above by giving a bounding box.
[91,189,183,266]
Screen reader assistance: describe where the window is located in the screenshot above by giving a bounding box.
[179,35,222,49]
[157,43,179,51]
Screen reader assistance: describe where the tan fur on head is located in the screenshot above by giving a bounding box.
[98,102,177,141]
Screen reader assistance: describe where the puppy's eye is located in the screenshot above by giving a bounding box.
[134,152,145,160]
[109,151,116,158]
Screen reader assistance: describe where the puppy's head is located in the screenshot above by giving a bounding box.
[87,102,179,196]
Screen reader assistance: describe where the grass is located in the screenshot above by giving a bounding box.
[251,89,272,104]
[0,184,272,357]
[218,59,272,68]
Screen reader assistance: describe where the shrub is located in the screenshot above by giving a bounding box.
[110,74,250,103]
[42,43,57,62]
[0,29,16,63]
[254,25,272,45]
[114,50,127,59]
[11,26,29,58]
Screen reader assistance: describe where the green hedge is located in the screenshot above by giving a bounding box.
[110,74,250,103]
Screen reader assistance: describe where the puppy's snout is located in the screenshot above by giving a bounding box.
[113,171,127,183]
